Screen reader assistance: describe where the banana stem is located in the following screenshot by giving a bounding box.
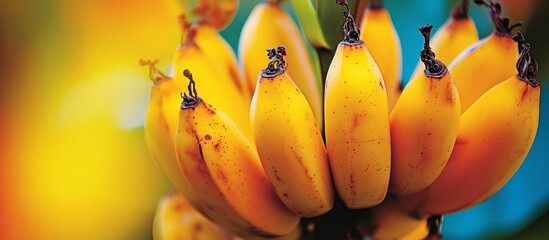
[354,0,367,25]
[337,0,361,44]
[419,24,447,78]
[513,32,540,87]
[426,215,444,240]
[452,0,470,19]
[178,15,193,45]
[370,0,383,9]
[181,69,201,108]
[474,0,521,37]
[139,59,168,82]
[262,46,287,78]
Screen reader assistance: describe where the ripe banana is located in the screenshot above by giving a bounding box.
[410,0,479,80]
[141,60,202,207]
[449,0,520,113]
[250,46,334,217]
[400,219,429,240]
[192,23,250,100]
[415,34,540,215]
[359,0,402,110]
[143,60,248,236]
[152,193,233,240]
[389,25,461,195]
[239,2,323,128]
[175,70,300,237]
[172,28,253,143]
[324,3,391,209]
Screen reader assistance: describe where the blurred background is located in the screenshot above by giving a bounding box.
[0,0,547,239]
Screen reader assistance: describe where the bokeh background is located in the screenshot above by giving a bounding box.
[0,0,547,239]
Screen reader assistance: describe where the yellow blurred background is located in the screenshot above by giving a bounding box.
[0,1,184,239]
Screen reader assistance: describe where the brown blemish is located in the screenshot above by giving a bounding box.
[192,223,204,240]
[272,168,282,183]
[352,113,361,128]
[444,82,455,104]
[204,103,215,115]
[196,135,205,160]
[173,201,186,212]
[213,140,221,151]
[204,134,212,140]
[349,173,356,203]
[520,84,529,102]
[217,168,228,185]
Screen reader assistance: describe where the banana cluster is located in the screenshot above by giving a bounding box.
[143,0,541,239]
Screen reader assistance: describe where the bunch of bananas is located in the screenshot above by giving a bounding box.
[144,0,541,239]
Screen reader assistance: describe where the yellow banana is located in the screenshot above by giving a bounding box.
[172,31,253,143]
[250,46,334,217]
[175,70,300,237]
[141,60,202,206]
[152,193,233,240]
[142,60,247,236]
[449,0,521,113]
[194,0,239,30]
[239,2,323,128]
[400,219,429,240]
[324,3,391,209]
[389,25,461,195]
[357,196,427,240]
[359,0,402,110]
[415,34,540,215]
[410,0,479,80]
[192,23,250,100]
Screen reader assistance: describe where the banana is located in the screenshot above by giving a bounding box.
[414,33,540,215]
[324,2,391,209]
[175,69,300,237]
[142,60,246,236]
[356,196,427,240]
[389,25,461,196]
[400,219,429,240]
[410,0,479,80]
[449,0,521,113]
[152,193,233,240]
[239,2,323,128]
[192,23,250,100]
[250,46,334,217]
[359,0,402,111]
[141,60,202,207]
[172,28,253,143]
[194,0,239,30]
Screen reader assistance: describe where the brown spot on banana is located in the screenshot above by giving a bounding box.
[520,84,529,102]
[352,113,361,129]
[444,81,455,104]
[213,140,221,151]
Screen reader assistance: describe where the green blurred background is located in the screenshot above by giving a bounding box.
[0,0,547,239]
